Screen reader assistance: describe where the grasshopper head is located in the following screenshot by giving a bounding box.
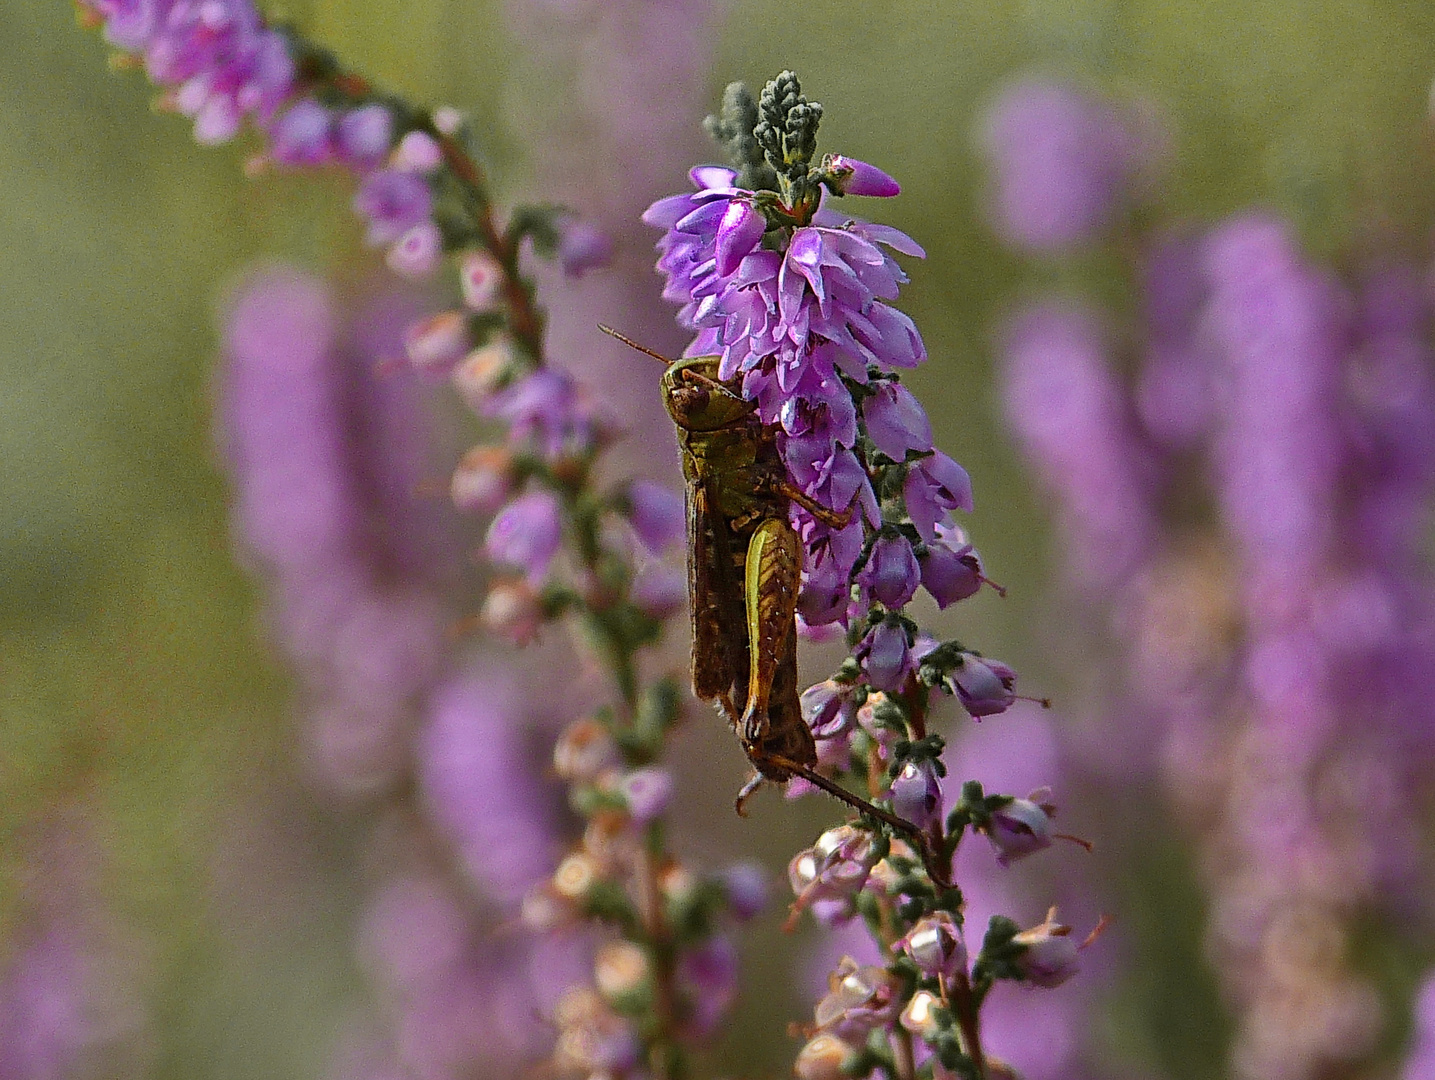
[662,355,752,431]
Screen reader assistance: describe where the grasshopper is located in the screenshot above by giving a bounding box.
[599,327,952,883]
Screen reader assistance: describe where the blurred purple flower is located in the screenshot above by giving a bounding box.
[487,491,564,583]
[417,673,558,906]
[978,76,1158,252]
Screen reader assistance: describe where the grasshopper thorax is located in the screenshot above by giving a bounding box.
[661,355,753,432]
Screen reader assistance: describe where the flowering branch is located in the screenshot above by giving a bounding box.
[74,4,752,1078]
[645,72,1096,1080]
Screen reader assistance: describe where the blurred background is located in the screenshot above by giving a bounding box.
[3,0,1435,1077]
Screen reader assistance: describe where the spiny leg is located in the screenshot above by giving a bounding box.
[754,751,954,890]
[737,516,802,749]
[772,479,858,530]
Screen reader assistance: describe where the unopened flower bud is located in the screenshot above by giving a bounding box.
[890,758,943,833]
[404,310,469,375]
[794,1033,857,1080]
[431,105,464,136]
[450,445,516,514]
[555,215,613,278]
[479,579,543,644]
[983,789,1056,866]
[520,883,572,931]
[386,220,443,279]
[828,154,901,197]
[552,852,601,902]
[393,129,442,173]
[897,910,968,980]
[899,989,945,1038]
[553,717,621,783]
[619,767,674,824]
[458,249,503,311]
[594,941,651,1004]
[1013,907,1081,988]
[451,338,516,410]
[861,533,921,608]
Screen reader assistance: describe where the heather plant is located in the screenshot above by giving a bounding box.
[983,73,1435,1080]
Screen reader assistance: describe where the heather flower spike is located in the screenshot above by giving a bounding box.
[644,70,1082,1080]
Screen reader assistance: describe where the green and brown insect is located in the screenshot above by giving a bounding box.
[599,327,950,880]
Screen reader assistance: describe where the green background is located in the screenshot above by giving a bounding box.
[3,0,1433,1076]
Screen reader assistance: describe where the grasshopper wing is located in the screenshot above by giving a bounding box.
[687,480,749,715]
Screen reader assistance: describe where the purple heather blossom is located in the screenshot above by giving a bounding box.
[1401,974,1435,1080]
[1001,300,1157,589]
[719,862,769,921]
[355,169,435,247]
[859,532,921,608]
[889,759,943,833]
[386,221,444,279]
[903,451,974,542]
[623,480,685,553]
[619,768,675,824]
[675,935,739,1039]
[450,446,516,514]
[949,652,1017,717]
[335,103,395,169]
[486,491,564,582]
[715,199,765,275]
[828,156,901,198]
[418,672,558,906]
[855,618,913,692]
[483,368,598,460]
[1012,910,1081,988]
[813,957,902,1042]
[631,564,687,620]
[978,75,1156,252]
[919,523,984,608]
[553,215,614,278]
[268,99,333,166]
[983,792,1056,866]
[459,250,504,311]
[862,380,932,460]
[800,679,858,740]
[392,130,442,174]
[789,826,882,910]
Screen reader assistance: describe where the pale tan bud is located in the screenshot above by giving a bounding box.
[794,1033,856,1080]
[594,941,650,1003]
[451,337,515,411]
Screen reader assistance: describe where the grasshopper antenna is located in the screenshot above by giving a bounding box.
[598,324,672,364]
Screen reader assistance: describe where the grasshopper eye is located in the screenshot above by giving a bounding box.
[674,385,709,416]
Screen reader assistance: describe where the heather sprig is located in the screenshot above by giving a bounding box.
[647,72,1093,1080]
[984,72,1435,1080]
[80,5,761,1077]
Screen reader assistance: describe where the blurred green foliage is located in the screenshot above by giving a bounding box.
[2,0,1433,1076]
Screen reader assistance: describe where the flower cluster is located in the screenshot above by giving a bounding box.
[646,73,1091,1080]
[985,73,1435,1080]
[77,0,608,287]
